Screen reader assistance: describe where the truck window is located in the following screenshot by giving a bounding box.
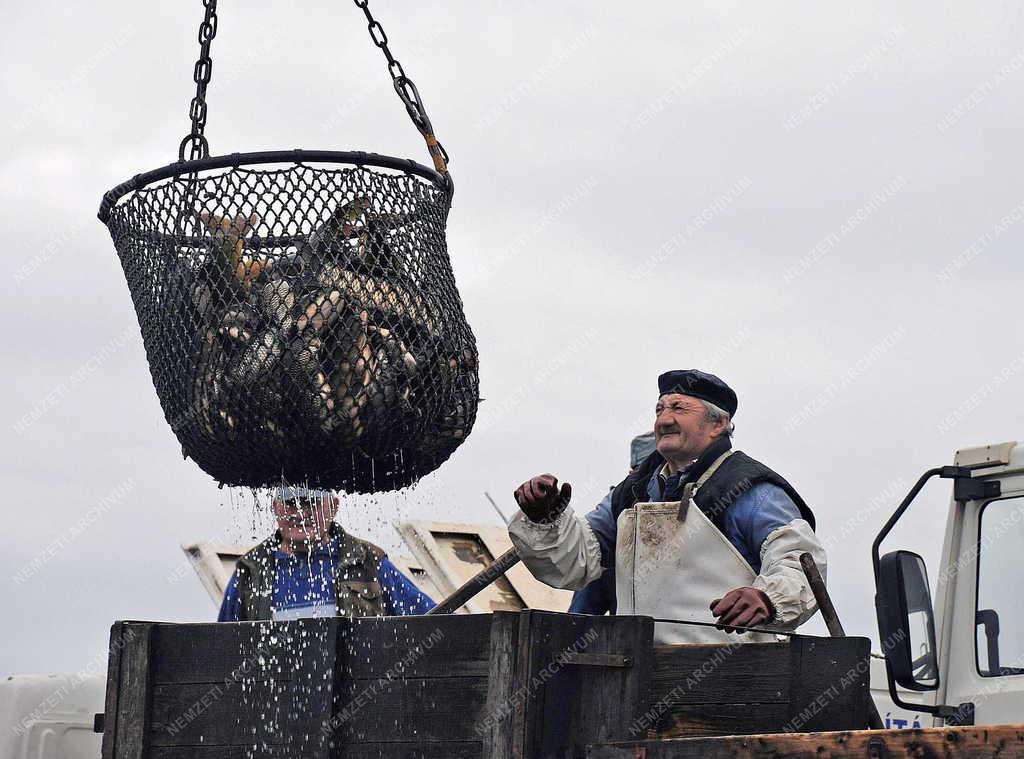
[976,496,1024,677]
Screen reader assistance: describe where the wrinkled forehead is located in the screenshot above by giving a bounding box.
[656,393,703,408]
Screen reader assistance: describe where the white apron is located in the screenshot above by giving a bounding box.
[614,452,777,645]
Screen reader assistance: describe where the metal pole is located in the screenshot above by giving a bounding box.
[800,552,884,730]
[426,548,522,615]
[799,552,845,637]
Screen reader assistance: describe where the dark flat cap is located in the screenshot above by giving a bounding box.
[658,369,738,417]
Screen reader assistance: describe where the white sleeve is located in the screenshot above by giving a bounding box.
[507,507,604,591]
[751,519,826,628]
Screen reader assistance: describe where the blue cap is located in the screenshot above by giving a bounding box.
[629,431,657,469]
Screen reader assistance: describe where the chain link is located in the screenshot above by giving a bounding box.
[175,0,449,176]
[178,0,219,162]
[351,0,450,173]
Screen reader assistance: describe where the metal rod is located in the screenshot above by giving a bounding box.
[649,617,798,637]
[485,491,510,526]
[871,468,944,585]
[426,548,521,615]
[800,552,885,730]
[97,149,447,223]
[800,553,845,637]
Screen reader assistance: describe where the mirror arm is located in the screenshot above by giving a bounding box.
[872,467,946,586]
[882,657,973,724]
[871,465,992,587]
[873,465,989,727]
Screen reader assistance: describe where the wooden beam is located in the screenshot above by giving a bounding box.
[482,611,520,759]
[586,724,1024,758]
[112,622,155,759]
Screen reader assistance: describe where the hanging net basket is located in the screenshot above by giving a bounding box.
[97,3,478,492]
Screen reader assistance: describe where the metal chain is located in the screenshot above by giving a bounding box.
[178,0,219,162]
[174,0,449,178]
[351,0,450,175]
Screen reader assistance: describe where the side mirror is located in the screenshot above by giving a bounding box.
[875,550,939,691]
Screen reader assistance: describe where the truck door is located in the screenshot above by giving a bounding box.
[937,456,1024,725]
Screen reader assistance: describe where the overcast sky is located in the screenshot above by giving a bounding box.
[4,1,1024,676]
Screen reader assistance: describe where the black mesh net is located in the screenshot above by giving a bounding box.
[105,162,478,492]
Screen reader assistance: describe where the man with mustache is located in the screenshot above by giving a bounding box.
[509,370,826,643]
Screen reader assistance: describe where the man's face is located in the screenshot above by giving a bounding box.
[272,494,339,550]
[654,393,725,464]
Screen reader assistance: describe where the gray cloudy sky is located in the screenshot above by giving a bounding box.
[4,1,1024,676]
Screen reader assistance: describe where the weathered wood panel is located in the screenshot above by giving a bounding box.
[648,703,792,739]
[111,622,155,759]
[481,612,521,759]
[102,623,129,759]
[148,747,307,758]
[148,681,317,746]
[514,611,655,757]
[643,636,871,739]
[785,636,871,734]
[649,642,790,705]
[341,676,490,743]
[150,623,298,683]
[343,615,492,678]
[146,619,335,756]
[586,724,1024,758]
[103,614,872,759]
[343,741,483,758]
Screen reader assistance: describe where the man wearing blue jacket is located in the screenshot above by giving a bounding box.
[510,369,826,644]
[218,486,433,621]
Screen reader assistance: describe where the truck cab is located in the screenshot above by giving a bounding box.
[874,441,1024,726]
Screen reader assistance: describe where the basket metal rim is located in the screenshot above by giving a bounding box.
[97,149,451,225]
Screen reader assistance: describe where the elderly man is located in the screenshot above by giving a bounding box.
[509,369,825,644]
[218,486,433,621]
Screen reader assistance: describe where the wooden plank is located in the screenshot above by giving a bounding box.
[342,676,490,743]
[343,742,483,758]
[481,611,520,759]
[101,622,126,759]
[148,681,308,746]
[515,611,655,757]
[786,636,871,733]
[648,703,791,739]
[643,637,872,738]
[150,621,308,684]
[586,724,1024,758]
[649,642,791,706]
[344,615,493,678]
[149,619,337,757]
[292,616,336,757]
[113,622,154,759]
[157,747,475,759]
[149,747,306,759]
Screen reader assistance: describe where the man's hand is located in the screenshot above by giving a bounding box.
[513,474,572,523]
[710,587,774,632]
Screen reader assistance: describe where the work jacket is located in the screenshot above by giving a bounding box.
[232,523,388,621]
[509,438,827,643]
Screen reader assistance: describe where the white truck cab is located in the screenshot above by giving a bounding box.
[0,674,104,759]
[873,441,1024,726]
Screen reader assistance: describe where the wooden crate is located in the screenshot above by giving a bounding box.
[101,611,870,759]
